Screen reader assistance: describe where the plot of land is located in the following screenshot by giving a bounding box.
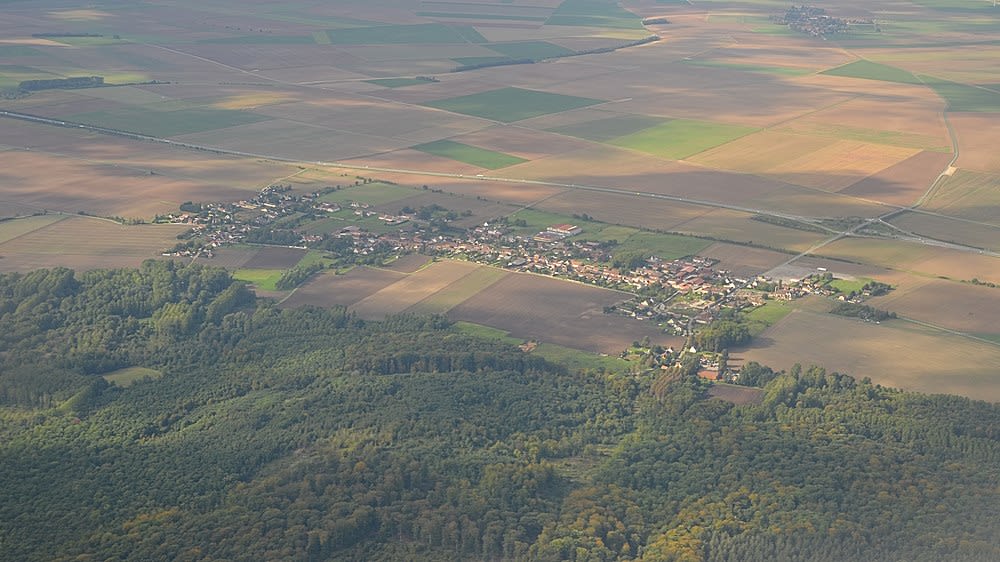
[817,238,1000,282]
[547,114,668,143]
[279,268,406,309]
[350,260,483,319]
[448,272,673,354]
[698,242,792,277]
[614,232,711,261]
[869,278,1000,335]
[888,211,1000,253]
[609,119,758,161]
[840,151,952,206]
[324,23,486,45]
[820,60,921,84]
[0,215,66,244]
[405,266,509,315]
[241,246,308,270]
[673,209,827,253]
[534,190,709,232]
[422,87,603,123]
[738,310,1000,402]
[949,113,1000,174]
[0,216,187,273]
[412,140,527,169]
[65,107,270,137]
[922,170,1000,224]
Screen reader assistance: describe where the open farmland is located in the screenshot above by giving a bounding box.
[448,272,675,354]
[0,216,187,273]
[240,246,308,270]
[869,278,1000,335]
[947,113,1000,174]
[738,310,1000,402]
[349,260,483,320]
[279,268,406,309]
[888,211,1000,253]
[412,140,526,169]
[421,87,603,122]
[608,119,758,161]
[699,243,793,277]
[405,266,509,315]
[921,170,1000,224]
[840,151,953,206]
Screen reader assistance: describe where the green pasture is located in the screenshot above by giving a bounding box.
[821,60,921,84]
[412,140,527,169]
[609,119,758,159]
[452,321,524,345]
[324,23,486,45]
[580,224,640,243]
[508,208,600,235]
[613,231,712,261]
[533,343,633,373]
[546,0,645,29]
[486,41,574,60]
[318,182,421,206]
[744,300,794,335]
[423,87,603,122]
[102,367,162,387]
[921,77,1000,112]
[233,269,284,291]
[66,107,268,136]
[364,78,430,88]
[547,114,667,142]
[683,59,812,76]
[829,277,873,294]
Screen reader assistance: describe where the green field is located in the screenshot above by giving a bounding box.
[486,41,574,60]
[452,321,524,345]
[364,77,431,88]
[0,46,43,57]
[508,208,600,235]
[829,277,872,294]
[580,224,640,243]
[422,87,603,122]
[609,119,758,160]
[101,367,162,387]
[318,182,421,206]
[820,60,921,84]
[546,0,645,29]
[744,300,795,335]
[547,114,667,142]
[233,269,284,291]
[921,78,1000,112]
[613,231,712,261]
[66,107,269,136]
[683,59,812,76]
[412,140,527,169]
[324,23,486,44]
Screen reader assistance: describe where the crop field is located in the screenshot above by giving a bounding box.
[922,170,1000,224]
[613,232,712,261]
[65,107,270,137]
[922,78,1000,112]
[673,209,827,253]
[698,243,792,277]
[869,278,1000,335]
[279,268,406,309]
[889,211,1000,253]
[101,367,162,388]
[743,184,888,219]
[364,78,432,88]
[319,183,423,206]
[448,272,672,354]
[0,216,187,273]
[0,215,66,243]
[445,125,593,161]
[241,246,308,270]
[545,0,645,30]
[840,151,952,206]
[350,260,483,320]
[534,190,710,232]
[233,269,284,291]
[422,87,604,123]
[485,41,574,60]
[382,254,432,273]
[948,114,1000,174]
[405,266,509,315]
[820,60,921,84]
[608,119,758,160]
[818,238,1000,282]
[738,310,1000,402]
[546,114,667,143]
[323,23,486,45]
[507,208,601,236]
[412,140,527,169]
[765,141,920,192]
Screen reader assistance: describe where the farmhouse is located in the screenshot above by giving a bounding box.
[548,224,582,236]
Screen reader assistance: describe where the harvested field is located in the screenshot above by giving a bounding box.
[0,215,65,244]
[534,190,709,232]
[743,185,888,219]
[949,113,1000,173]
[241,246,308,270]
[405,266,509,315]
[673,210,827,253]
[0,216,187,273]
[422,87,604,123]
[383,254,431,273]
[368,173,568,206]
[738,310,1000,402]
[66,106,270,138]
[698,242,792,277]
[202,246,259,269]
[818,238,1000,282]
[841,151,953,206]
[280,268,405,309]
[922,170,1000,225]
[766,141,920,192]
[350,260,482,319]
[820,60,921,84]
[869,278,1000,335]
[889,211,1000,253]
[344,149,486,175]
[448,272,672,354]
[446,125,594,160]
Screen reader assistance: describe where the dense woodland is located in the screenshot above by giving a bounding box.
[0,262,998,561]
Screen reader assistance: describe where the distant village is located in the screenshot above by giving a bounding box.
[772,5,876,37]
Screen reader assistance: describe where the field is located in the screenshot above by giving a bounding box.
[921,170,1000,223]
[613,231,712,261]
[232,269,284,291]
[0,216,187,273]
[66,107,270,137]
[608,119,759,160]
[739,310,1000,402]
[412,140,527,169]
[241,246,308,269]
[547,114,667,142]
[101,367,162,387]
[350,260,483,319]
[422,87,604,122]
[888,211,1000,252]
[869,278,1000,335]
[405,266,509,315]
[820,60,921,84]
[279,267,406,309]
[319,183,424,206]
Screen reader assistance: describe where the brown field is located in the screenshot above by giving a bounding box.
[817,238,1000,282]
[370,173,568,205]
[698,243,792,277]
[241,246,308,269]
[921,170,1000,225]
[841,151,953,206]
[707,384,763,405]
[280,268,406,309]
[866,45,1000,86]
[343,149,485,175]
[448,272,675,354]
[949,113,1000,174]
[738,310,1000,402]
[447,125,594,160]
[870,278,1000,335]
[201,246,260,269]
[0,215,66,243]
[889,211,1000,253]
[0,216,187,273]
[383,254,432,273]
[405,265,510,315]
[535,190,709,232]
[673,209,827,253]
[743,185,889,218]
[767,141,919,192]
[350,260,482,320]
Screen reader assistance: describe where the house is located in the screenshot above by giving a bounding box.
[548,224,582,236]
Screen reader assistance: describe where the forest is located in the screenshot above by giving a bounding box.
[0,262,997,561]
